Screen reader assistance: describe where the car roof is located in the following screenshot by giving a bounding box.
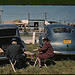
[0,24,18,29]
[46,24,74,29]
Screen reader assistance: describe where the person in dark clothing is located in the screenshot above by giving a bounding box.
[6,38,27,68]
[33,38,54,68]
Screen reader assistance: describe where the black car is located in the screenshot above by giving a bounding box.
[0,24,27,60]
[39,24,75,55]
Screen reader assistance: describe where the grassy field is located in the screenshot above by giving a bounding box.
[0,44,75,74]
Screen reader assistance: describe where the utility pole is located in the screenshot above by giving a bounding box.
[28,13,30,20]
[64,20,66,23]
[44,13,47,32]
[28,13,30,28]
[45,13,47,21]
[59,20,61,23]
[0,15,1,24]
[0,9,3,24]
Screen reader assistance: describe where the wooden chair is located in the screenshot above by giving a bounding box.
[34,57,55,68]
[34,59,38,66]
[42,58,55,68]
[9,60,16,72]
[9,57,24,72]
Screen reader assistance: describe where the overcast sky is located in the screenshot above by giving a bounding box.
[0,5,75,23]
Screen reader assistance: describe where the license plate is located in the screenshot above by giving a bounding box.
[63,40,71,43]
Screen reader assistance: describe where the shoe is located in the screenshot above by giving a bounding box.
[39,65,42,68]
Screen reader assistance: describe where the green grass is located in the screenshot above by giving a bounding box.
[0,0,75,5]
[0,44,75,74]
[26,43,39,52]
[0,60,75,74]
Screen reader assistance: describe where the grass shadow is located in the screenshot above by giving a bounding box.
[42,60,56,67]
[0,59,10,66]
[53,55,75,61]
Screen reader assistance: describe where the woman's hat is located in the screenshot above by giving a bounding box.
[43,38,49,41]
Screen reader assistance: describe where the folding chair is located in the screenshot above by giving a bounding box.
[34,57,55,68]
[9,60,16,72]
[42,57,55,68]
[9,54,27,72]
[34,58,38,66]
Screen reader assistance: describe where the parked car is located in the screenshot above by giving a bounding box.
[39,24,75,55]
[0,24,27,60]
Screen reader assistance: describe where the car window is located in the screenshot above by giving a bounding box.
[0,29,16,37]
[53,27,75,33]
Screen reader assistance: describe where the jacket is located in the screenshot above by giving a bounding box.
[6,44,24,62]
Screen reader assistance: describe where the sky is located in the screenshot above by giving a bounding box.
[0,5,75,23]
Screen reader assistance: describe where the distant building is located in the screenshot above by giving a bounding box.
[22,20,28,25]
[27,19,45,32]
[48,21,57,24]
[2,20,26,32]
[45,20,50,25]
[50,22,75,28]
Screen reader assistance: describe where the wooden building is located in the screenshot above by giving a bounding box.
[27,19,45,32]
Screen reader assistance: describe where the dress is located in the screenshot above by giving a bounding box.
[37,42,54,59]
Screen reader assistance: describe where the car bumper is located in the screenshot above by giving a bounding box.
[0,56,8,60]
[54,51,75,55]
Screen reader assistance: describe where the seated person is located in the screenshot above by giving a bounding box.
[33,38,54,68]
[6,38,27,68]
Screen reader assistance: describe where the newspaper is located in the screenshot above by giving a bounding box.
[0,48,4,53]
[0,48,4,57]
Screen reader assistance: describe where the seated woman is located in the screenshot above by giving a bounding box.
[33,38,54,68]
